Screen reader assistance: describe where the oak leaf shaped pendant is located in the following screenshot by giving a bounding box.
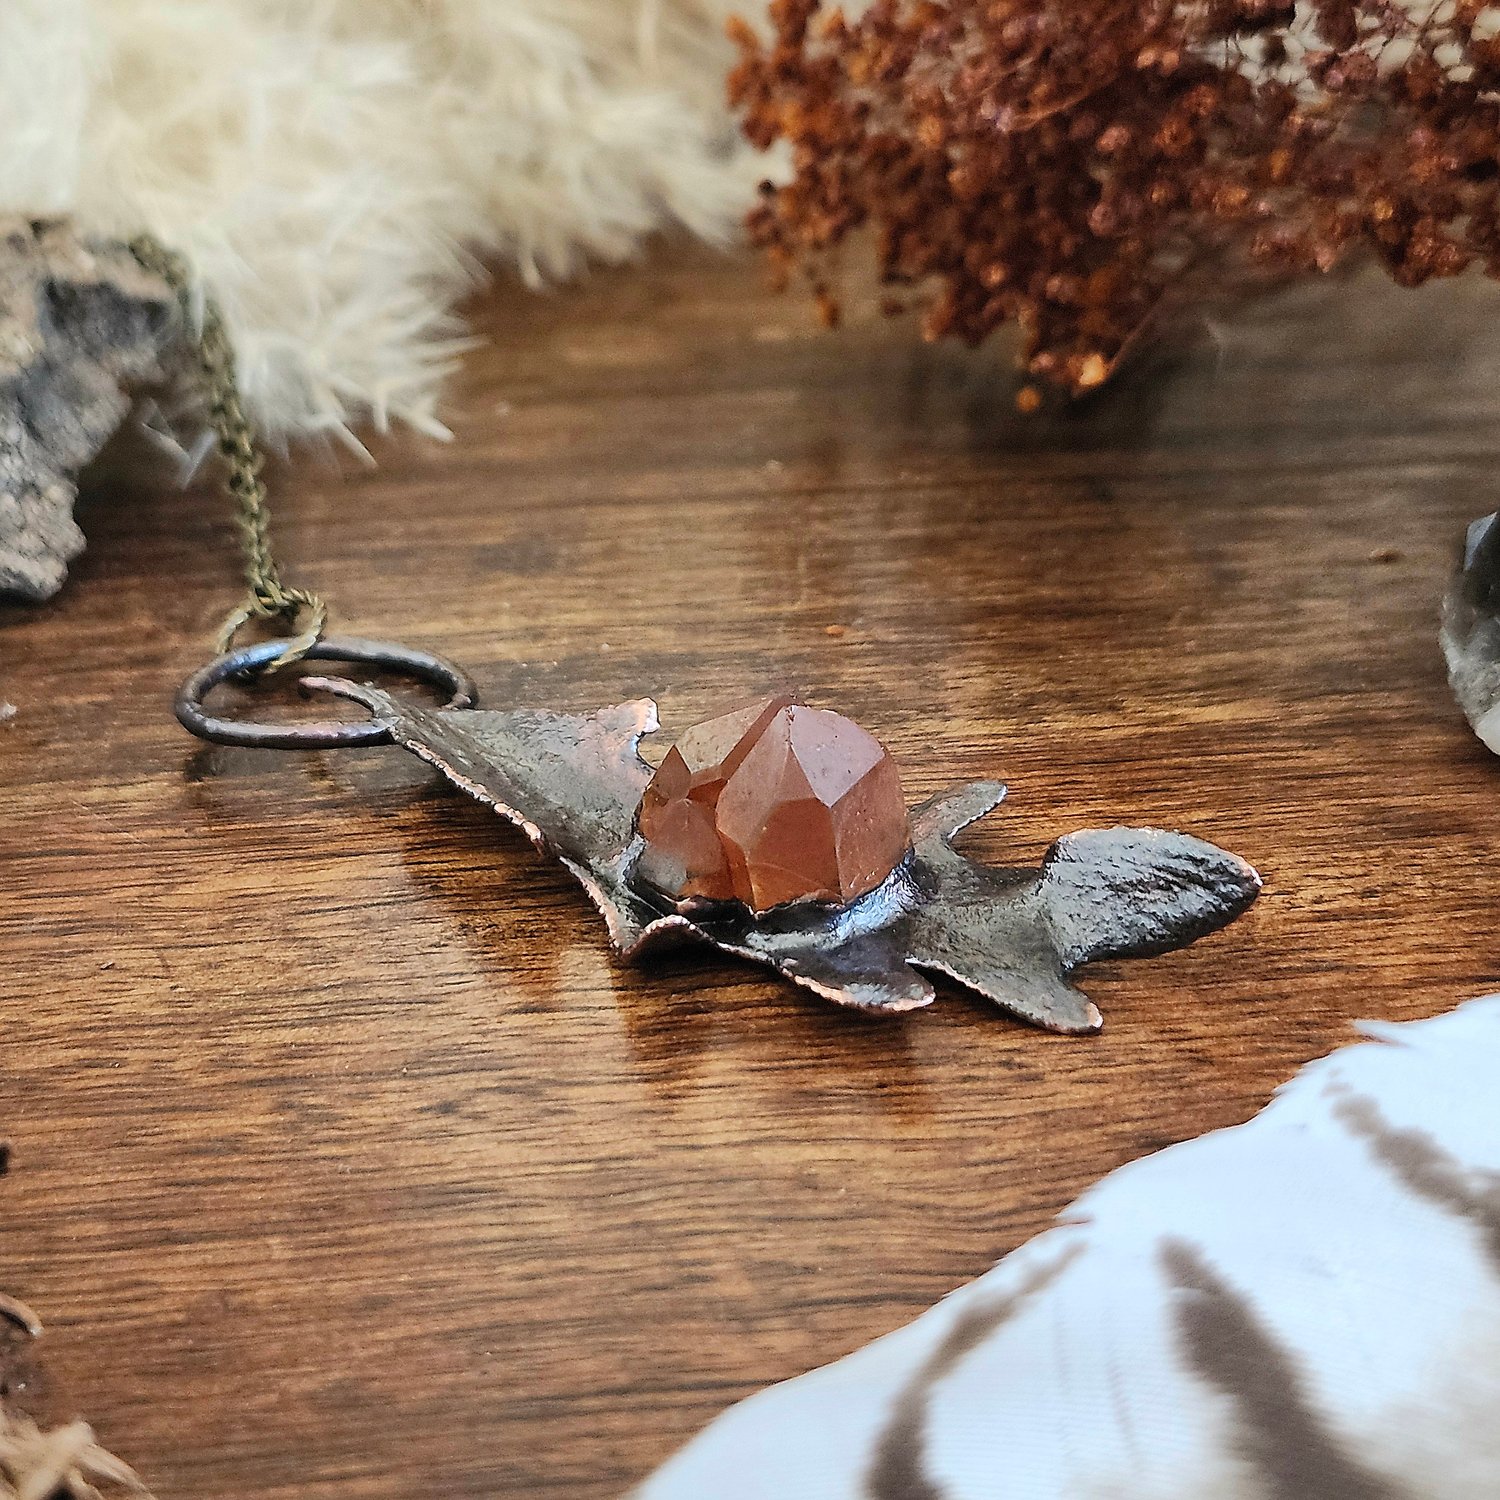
[308,680,1260,1033]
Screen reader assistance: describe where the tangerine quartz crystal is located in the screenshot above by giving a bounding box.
[634,695,912,913]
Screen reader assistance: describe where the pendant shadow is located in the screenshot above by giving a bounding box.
[352,766,956,1113]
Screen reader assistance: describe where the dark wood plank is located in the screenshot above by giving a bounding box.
[2,242,1498,1498]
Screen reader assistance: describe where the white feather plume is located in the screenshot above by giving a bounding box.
[0,0,762,441]
[636,996,1500,1499]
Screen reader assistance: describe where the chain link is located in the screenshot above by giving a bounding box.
[128,234,328,669]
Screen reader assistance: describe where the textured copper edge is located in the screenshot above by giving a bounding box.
[300,684,1261,1032]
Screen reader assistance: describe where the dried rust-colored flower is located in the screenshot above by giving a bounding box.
[729,0,1500,394]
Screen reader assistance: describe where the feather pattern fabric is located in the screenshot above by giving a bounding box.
[0,0,762,442]
[635,996,1500,1500]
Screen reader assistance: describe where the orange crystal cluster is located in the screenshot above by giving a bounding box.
[634,695,911,913]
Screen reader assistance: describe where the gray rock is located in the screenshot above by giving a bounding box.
[0,217,180,601]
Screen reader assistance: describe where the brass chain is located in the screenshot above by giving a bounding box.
[128,234,328,669]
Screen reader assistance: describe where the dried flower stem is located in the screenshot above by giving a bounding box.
[730,0,1499,395]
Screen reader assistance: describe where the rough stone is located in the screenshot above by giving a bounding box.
[0,217,180,603]
[635,696,911,912]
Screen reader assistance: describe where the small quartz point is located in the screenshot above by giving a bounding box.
[1442,511,1500,754]
[635,696,911,912]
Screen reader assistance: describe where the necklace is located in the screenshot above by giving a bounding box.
[136,236,1261,1033]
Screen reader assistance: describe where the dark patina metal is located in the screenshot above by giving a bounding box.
[292,679,1260,1032]
[175,635,475,750]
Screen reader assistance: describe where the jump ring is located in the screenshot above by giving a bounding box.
[175,635,477,750]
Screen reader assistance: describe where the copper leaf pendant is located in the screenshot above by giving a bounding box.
[312,681,1260,1033]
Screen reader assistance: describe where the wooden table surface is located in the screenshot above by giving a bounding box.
[2,244,1498,1498]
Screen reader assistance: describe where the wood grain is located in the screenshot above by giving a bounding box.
[1,243,1498,1499]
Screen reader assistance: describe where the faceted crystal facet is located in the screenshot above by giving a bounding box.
[635,698,910,912]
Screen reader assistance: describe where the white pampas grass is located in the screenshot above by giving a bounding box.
[636,996,1500,1499]
[0,0,761,441]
